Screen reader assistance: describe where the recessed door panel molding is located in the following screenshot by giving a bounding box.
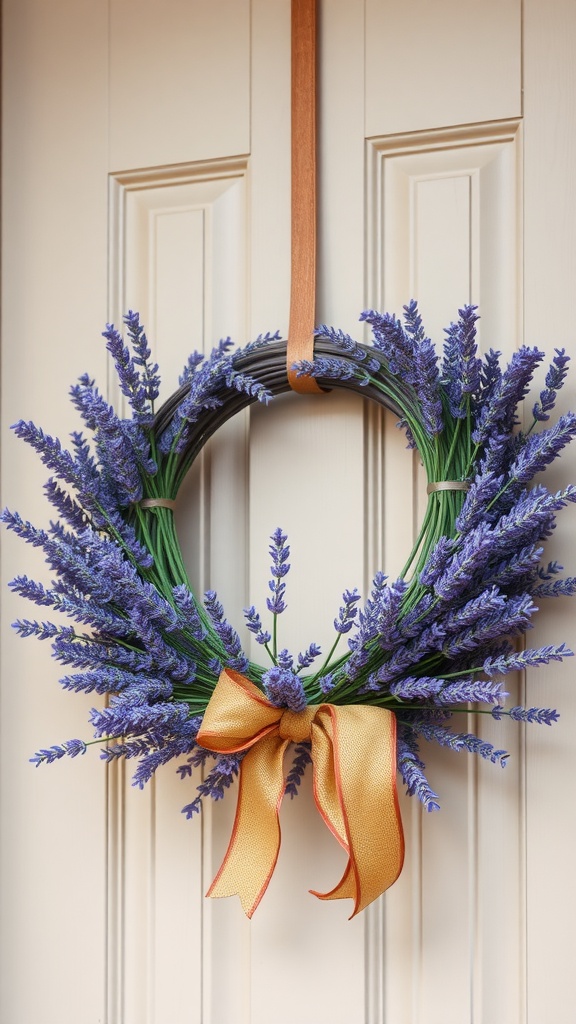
[365,120,525,1022]
[366,119,523,349]
[108,158,249,398]
[106,158,250,1023]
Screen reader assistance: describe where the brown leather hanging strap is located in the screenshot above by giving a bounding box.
[287,0,323,394]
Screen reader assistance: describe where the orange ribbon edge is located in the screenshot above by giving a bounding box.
[197,668,405,918]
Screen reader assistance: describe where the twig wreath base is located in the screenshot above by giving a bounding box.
[4,303,576,915]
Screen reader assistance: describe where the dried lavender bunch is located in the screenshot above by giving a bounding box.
[4,305,576,818]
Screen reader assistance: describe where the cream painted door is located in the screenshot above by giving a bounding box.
[2,2,575,1022]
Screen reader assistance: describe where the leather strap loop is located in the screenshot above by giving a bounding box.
[287,0,323,394]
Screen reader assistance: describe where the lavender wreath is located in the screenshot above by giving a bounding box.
[4,302,576,817]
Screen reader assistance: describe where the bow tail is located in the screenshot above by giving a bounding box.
[207,733,290,918]
[309,705,405,917]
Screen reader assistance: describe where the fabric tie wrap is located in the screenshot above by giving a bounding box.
[197,668,404,918]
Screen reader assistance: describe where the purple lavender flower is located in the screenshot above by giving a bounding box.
[267,528,290,615]
[491,485,576,555]
[103,312,160,423]
[507,413,576,483]
[478,348,502,406]
[243,604,271,645]
[319,672,336,695]
[51,629,153,675]
[295,356,371,386]
[285,743,312,797]
[537,560,563,580]
[397,730,440,811]
[478,544,543,594]
[441,586,506,634]
[176,744,213,779]
[69,377,156,505]
[369,575,407,649]
[442,593,536,658]
[476,431,516,492]
[277,648,294,670]
[361,309,418,383]
[483,643,572,676]
[296,642,321,670]
[454,472,505,533]
[400,301,443,434]
[13,619,68,641]
[90,694,192,741]
[180,753,242,818]
[397,593,436,639]
[172,584,208,641]
[30,738,87,766]
[334,588,361,634]
[262,666,307,712]
[390,675,444,700]
[158,343,271,455]
[533,348,570,421]
[414,720,509,766]
[131,731,201,788]
[1,508,49,548]
[396,416,418,449]
[415,336,443,434]
[59,666,148,695]
[245,330,283,351]
[122,310,161,404]
[10,578,131,639]
[419,537,456,587]
[432,678,507,706]
[493,705,559,725]
[442,305,482,417]
[101,737,152,763]
[178,350,204,386]
[225,366,273,404]
[314,325,381,372]
[11,421,81,490]
[434,522,495,601]
[204,590,249,673]
[43,478,88,533]
[531,577,576,598]
[472,346,545,446]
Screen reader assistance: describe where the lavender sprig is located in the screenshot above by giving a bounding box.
[483,643,573,676]
[492,705,559,725]
[442,305,482,418]
[266,527,290,658]
[397,730,440,811]
[533,348,570,421]
[204,590,249,673]
[472,346,545,446]
[285,743,312,798]
[30,738,87,766]
[103,312,160,423]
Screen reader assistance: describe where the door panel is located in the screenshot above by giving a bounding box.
[109,0,250,168]
[365,0,521,136]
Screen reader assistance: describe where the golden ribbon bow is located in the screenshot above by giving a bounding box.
[197,668,404,918]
